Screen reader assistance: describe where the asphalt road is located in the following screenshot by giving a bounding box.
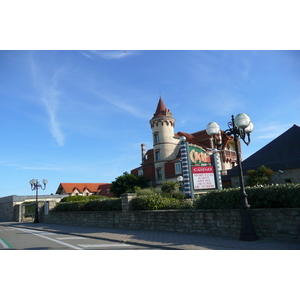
[0,224,156,250]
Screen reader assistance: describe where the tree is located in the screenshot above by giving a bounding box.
[161,181,178,198]
[110,172,149,197]
[247,165,274,186]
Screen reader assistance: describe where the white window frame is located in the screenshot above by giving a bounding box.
[175,162,182,174]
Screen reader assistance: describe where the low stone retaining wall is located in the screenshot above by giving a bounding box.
[40,208,300,240]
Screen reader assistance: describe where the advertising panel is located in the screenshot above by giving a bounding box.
[192,166,216,190]
[189,145,211,166]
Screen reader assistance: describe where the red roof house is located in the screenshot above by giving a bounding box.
[56,183,114,197]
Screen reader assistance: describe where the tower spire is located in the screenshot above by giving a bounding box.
[153,97,172,118]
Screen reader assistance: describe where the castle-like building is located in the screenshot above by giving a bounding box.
[131,97,239,188]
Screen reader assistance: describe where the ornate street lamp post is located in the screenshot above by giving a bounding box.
[206,113,257,241]
[29,179,48,223]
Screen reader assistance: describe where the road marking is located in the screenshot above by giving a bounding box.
[77,243,131,248]
[0,238,13,249]
[13,227,84,250]
[57,237,86,240]
[37,232,56,235]
[22,230,56,235]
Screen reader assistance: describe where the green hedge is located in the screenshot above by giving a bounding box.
[195,183,300,209]
[23,201,36,217]
[53,184,300,211]
[131,194,194,210]
[82,199,122,211]
[60,195,108,203]
[54,198,121,212]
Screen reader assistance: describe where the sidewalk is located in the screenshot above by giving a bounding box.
[3,222,300,250]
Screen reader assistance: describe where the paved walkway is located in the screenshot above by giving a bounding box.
[2,222,300,250]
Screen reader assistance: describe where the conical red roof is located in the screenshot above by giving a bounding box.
[153,97,173,118]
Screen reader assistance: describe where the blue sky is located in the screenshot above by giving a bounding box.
[0,50,300,196]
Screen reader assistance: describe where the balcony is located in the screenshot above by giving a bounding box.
[224,150,237,158]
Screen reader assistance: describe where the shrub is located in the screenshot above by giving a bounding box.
[194,183,300,209]
[23,201,36,217]
[135,187,161,196]
[161,182,178,198]
[194,189,240,209]
[60,195,108,203]
[246,165,274,186]
[82,199,122,211]
[54,198,121,212]
[131,194,194,210]
[54,201,88,211]
[110,172,149,197]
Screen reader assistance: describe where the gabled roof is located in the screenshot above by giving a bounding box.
[175,130,232,150]
[228,124,300,176]
[56,183,112,194]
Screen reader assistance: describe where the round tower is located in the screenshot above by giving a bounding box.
[149,97,178,183]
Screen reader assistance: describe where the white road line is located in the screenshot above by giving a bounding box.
[77,243,131,248]
[29,231,56,235]
[13,227,84,250]
[57,237,86,240]
[0,239,9,249]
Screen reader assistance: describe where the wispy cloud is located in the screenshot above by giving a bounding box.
[256,123,292,139]
[0,161,64,172]
[30,54,66,146]
[82,50,136,60]
[108,99,145,118]
[204,92,244,117]
[21,165,64,171]
[41,83,65,146]
[92,90,149,119]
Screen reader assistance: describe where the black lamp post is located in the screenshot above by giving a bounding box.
[29,179,48,223]
[206,113,258,241]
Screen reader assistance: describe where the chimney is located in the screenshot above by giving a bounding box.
[141,144,146,162]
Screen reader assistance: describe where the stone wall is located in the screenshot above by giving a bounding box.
[0,197,15,221]
[40,208,300,240]
[0,195,63,222]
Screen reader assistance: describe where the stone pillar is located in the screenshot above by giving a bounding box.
[121,193,137,212]
[21,205,26,222]
[14,205,22,222]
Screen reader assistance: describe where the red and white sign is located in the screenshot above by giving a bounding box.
[192,166,216,189]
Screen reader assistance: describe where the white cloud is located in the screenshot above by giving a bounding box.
[92,90,149,119]
[90,50,129,60]
[30,55,66,146]
[82,50,139,60]
[256,123,292,139]
[42,94,65,146]
[21,165,64,171]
